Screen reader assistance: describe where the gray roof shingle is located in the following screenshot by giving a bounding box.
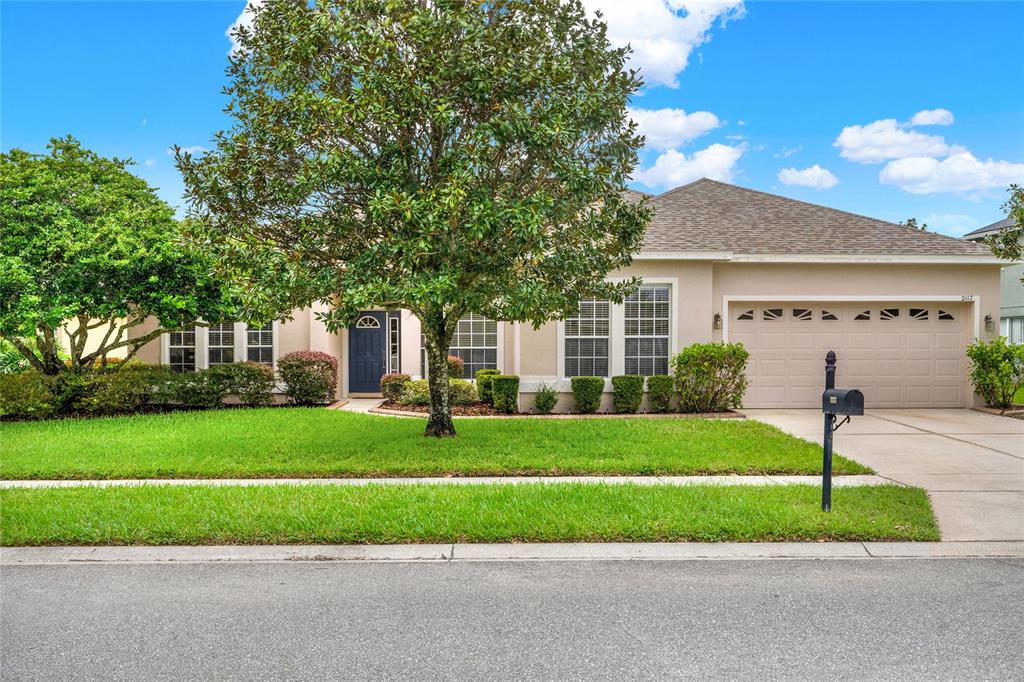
[963,217,1013,239]
[638,178,992,257]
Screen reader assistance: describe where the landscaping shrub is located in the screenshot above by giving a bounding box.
[0,371,55,420]
[210,362,276,407]
[533,382,558,415]
[571,376,605,414]
[399,379,430,406]
[447,355,465,379]
[673,342,749,413]
[279,351,337,405]
[0,340,30,374]
[611,375,644,414]
[475,368,502,404]
[380,373,411,403]
[492,375,520,413]
[646,374,675,413]
[161,368,230,409]
[967,337,1024,408]
[74,363,169,415]
[449,378,479,405]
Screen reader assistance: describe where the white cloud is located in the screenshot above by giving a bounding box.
[909,108,954,126]
[169,145,208,156]
[140,118,148,127]
[628,107,720,150]
[737,119,747,126]
[582,0,745,88]
[879,151,1024,195]
[775,145,801,158]
[834,118,950,163]
[777,164,838,190]
[227,0,265,55]
[144,159,156,167]
[633,143,744,188]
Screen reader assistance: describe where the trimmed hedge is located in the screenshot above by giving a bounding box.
[380,373,411,403]
[672,342,749,413]
[646,375,675,413]
[156,369,229,409]
[611,375,644,414]
[211,362,276,407]
[475,368,502,404]
[533,382,558,415]
[279,351,337,405]
[75,363,170,415]
[967,337,1024,408]
[450,378,479,405]
[492,375,520,413]
[398,379,478,406]
[571,376,604,414]
[0,371,55,420]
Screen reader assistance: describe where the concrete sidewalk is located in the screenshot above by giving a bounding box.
[0,474,891,489]
[745,408,1024,542]
[3,541,1022,564]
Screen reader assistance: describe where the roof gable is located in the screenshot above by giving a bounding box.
[640,178,992,257]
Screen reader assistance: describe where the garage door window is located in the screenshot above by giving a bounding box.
[821,310,839,321]
[736,309,754,321]
[762,308,783,321]
[854,310,871,321]
[880,308,900,321]
[938,310,956,321]
[792,308,812,321]
[909,308,929,321]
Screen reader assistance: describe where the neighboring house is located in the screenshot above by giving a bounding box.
[129,179,1002,410]
[963,217,1024,344]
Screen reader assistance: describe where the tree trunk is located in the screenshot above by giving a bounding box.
[423,323,456,438]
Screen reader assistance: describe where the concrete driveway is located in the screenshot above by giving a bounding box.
[744,409,1024,542]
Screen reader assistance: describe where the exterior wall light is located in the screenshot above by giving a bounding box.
[984,314,994,332]
[713,313,722,330]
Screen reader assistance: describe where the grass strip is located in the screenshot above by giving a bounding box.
[0,408,871,480]
[0,483,937,545]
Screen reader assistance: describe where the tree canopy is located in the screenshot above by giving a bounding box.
[0,136,236,374]
[179,0,651,435]
[986,184,1024,266]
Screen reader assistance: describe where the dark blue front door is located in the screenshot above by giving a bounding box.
[349,312,387,393]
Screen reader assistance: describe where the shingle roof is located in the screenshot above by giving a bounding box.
[639,178,992,257]
[963,217,1013,239]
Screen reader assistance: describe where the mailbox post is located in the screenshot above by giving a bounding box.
[821,351,864,512]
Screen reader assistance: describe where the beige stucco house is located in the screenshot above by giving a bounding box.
[130,179,1002,410]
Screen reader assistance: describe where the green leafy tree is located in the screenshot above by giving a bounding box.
[0,136,237,375]
[899,217,928,231]
[986,185,1024,277]
[179,0,650,436]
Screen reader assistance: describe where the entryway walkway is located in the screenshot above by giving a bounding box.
[744,409,1024,541]
[335,398,384,413]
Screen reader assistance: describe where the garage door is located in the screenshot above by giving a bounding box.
[729,302,968,408]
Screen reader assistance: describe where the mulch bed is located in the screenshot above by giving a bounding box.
[372,401,742,419]
[973,406,1024,421]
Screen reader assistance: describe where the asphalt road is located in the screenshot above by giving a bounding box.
[2,558,1022,681]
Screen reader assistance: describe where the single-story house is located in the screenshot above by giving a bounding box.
[963,218,1024,344]
[130,178,1002,410]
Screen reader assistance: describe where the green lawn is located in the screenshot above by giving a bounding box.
[0,408,871,479]
[0,483,937,545]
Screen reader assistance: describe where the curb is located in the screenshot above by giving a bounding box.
[3,541,1021,565]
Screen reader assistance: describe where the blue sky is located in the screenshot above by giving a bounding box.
[2,1,1022,236]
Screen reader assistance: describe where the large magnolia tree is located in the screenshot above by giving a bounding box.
[0,137,236,375]
[987,184,1024,279]
[179,0,650,436]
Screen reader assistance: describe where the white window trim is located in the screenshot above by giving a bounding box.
[419,315,506,379]
[555,277,678,390]
[160,321,279,371]
[720,295,982,343]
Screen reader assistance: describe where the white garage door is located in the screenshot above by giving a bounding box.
[729,302,968,408]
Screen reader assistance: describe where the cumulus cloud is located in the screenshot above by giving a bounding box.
[227,0,265,54]
[909,108,954,126]
[777,165,838,190]
[628,107,720,150]
[582,0,745,88]
[834,118,950,163]
[144,159,156,168]
[633,143,744,189]
[169,145,208,157]
[879,152,1024,195]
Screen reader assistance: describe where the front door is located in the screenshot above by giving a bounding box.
[349,312,387,393]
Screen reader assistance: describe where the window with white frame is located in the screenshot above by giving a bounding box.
[247,322,274,364]
[168,326,196,372]
[564,299,610,377]
[388,316,400,373]
[1002,316,1024,344]
[207,322,235,365]
[624,285,670,375]
[448,314,497,378]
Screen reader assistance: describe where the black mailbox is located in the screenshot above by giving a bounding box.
[822,388,864,416]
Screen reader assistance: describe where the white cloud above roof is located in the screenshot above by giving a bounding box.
[582,0,745,88]
[628,107,721,150]
[633,143,744,189]
[834,118,950,163]
[909,108,954,126]
[879,152,1024,195]
[227,0,264,55]
[777,164,839,190]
